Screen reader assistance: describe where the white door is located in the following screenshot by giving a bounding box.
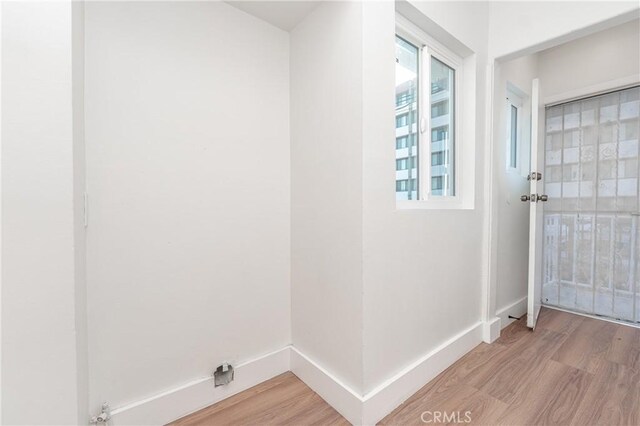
[526,78,545,329]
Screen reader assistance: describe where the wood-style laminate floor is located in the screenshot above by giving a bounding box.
[172,308,640,425]
[381,308,640,425]
[169,371,349,426]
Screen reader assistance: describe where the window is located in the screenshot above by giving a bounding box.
[395,20,461,204]
[396,111,417,128]
[396,179,417,192]
[431,126,447,142]
[396,90,415,107]
[395,35,420,200]
[396,157,417,170]
[431,151,444,166]
[506,89,523,172]
[431,100,449,118]
[430,57,455,196]
[431,176,443,191]
[396,135,417,149]
[509,105,518,168]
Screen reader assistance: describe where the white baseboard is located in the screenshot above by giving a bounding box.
[108,322,485,426]
[482,316,501,343]
[496,296,527,330]
[292,322,483,425]
[290,347,363,425]
[109,346,290,425]
[361,321,483,425]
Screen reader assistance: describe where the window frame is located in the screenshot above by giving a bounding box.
[395,15,464,208]
[506,91,523,174]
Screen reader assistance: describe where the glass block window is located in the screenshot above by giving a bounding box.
[542,86,640,323]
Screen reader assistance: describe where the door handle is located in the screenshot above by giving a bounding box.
[527,172,542,181]
[521,194,548,202]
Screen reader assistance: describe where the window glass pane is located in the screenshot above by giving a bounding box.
[431,151,444,166]
[431,176,443,190]
[430,57,454,196]
[510,104,518,168]
[395,36,419,201]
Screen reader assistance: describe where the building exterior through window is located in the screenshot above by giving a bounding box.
[395,35,455,200]
[395,36,419,200]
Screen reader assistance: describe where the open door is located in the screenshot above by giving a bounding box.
[526,78,546,329]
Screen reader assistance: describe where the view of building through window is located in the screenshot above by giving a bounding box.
[395,36,456,200]
[430,57,455,196]
[395,36,419,200]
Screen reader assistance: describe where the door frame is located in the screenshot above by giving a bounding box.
[483,69,640,341]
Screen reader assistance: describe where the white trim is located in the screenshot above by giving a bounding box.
[482,317,501,343]
[496,296,528,330]
[292,322,483,425]
[395,14,462,69]
[107,323,485,426]
[0,1,3,421]
[482,60,497,329]
[543,74,640,107]
[108,347,290,425]
[290,347,364,425]
[361,322,483,425]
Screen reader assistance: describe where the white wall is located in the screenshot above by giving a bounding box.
[538,19,640,100]
[492,54,538,322]
[290,0,492,400]
[361,0,490,393]
[290,1,364,393]
[3,2,639,423]
[72,1,89,422]
[489,1,639,60]
[1,1,87,423]
[84,1,291,412]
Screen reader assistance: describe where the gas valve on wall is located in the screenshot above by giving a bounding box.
[90,403,111,424]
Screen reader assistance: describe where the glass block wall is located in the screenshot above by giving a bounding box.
[542,86,640,323]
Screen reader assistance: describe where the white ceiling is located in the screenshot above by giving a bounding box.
[226,1,321,32]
